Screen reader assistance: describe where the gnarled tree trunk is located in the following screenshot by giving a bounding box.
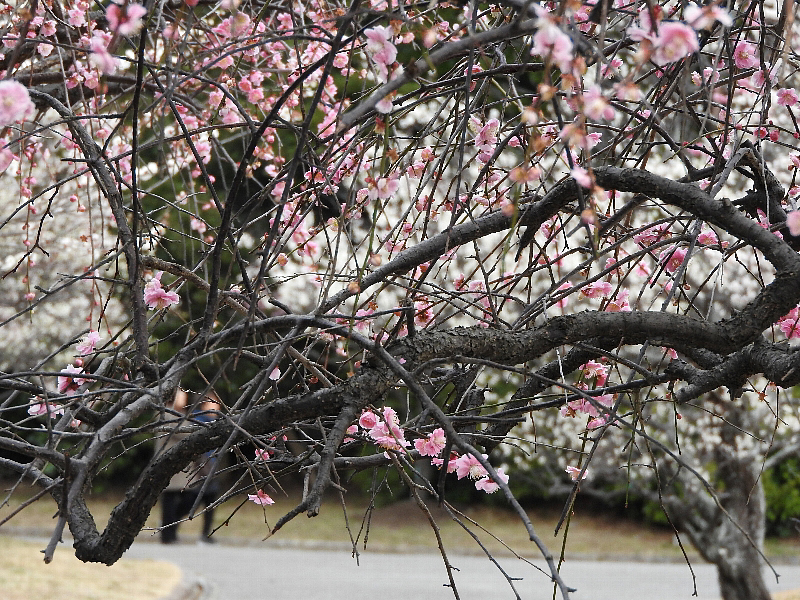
[663,397,772,600]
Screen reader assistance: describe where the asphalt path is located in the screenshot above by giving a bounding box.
[123,540,800,600]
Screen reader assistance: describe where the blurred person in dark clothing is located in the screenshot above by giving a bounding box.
[158,389,221,544]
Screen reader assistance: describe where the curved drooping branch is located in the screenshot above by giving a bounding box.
[69,367,392,563]
[64,304,800,564]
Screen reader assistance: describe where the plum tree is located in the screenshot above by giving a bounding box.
[1,0,799,598]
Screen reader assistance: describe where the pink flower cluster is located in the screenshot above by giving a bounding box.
[634,223,671,247]
[777,307,800,339]
[413,427,446,457]
[447,453,509,494]
[89,34,117,74]
[143,271,180,310]
[581,281,612,299]
[652,22,699,66]
[357,406,410,452]
[732,41,758,70]
[605,289,631,312]
[352,409,509,493]
[559,361,613,429]
[472,117,500,163]
[364,26,397,82]
[777,88,799,107]
[530,8,574,72]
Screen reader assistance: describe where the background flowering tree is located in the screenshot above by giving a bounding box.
[1,0,800,598]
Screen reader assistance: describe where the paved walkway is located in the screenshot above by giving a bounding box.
[124,540,800,600]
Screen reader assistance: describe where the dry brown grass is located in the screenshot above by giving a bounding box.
[0,535,181,600]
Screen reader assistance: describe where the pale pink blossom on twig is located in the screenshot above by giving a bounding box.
[565,466,588,481]
[76,331,101,355]
[248,489,275,505]
[143,272,180,310]
[732,41,758,70]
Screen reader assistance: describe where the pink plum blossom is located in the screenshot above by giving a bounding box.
[652,22,699,66]
[571,166,592,188]
[582,85,614,121]
[756,210,782,239]
[413,428,446,457]
[432,452,459,473]
[89,35,117,74]
[587,415,609,429]
[634,223,671,247]
[0,148,14,173]
[58,365,87,395]
[248,489,275,505]
[684,2,732,29]
[375,94,394,114]
[581,361,608,386]
[143,272,180,310]
[190,217,207,234]
[362,406,409,452]
[780,318,800,339]
[28,400,65,417]
[605,290,632,312]
[454,453,488,480]
[473,118,500,160]
[364,26,397,82]
[659,246,688,273]
[733,41,758,70]
[0,80,35,125]
[777,88,799,107]
[76,331,101,355]
[554,282,572,309]
[254,448,271,461]
[368,421,409,451]
[381,406,399,425]
[779,308,800,339]
[697,229,720,246]
[475,468,509,494]
[370,177,399,200]
[581,281,612,298]
[565,466,588,481]
[561,392,613,420]
[531,11,574,72]
[107,2,147,35]
[359,410,379,429]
